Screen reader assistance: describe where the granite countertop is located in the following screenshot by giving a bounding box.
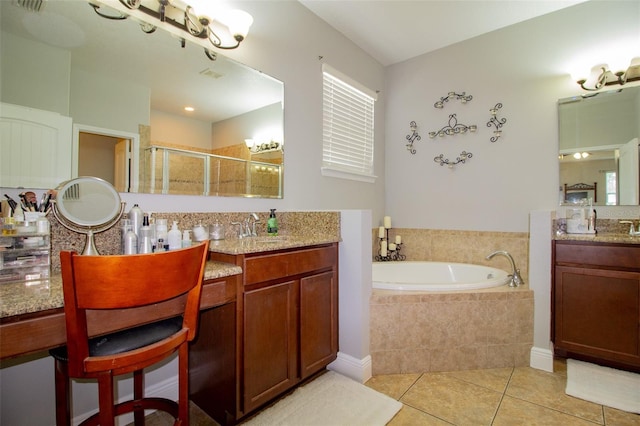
[554,232,640,244]
[0,261,242,319]
[208,234,340,255]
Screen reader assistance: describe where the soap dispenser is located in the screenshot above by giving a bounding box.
[267,209,278,236]
[167,221,181,250]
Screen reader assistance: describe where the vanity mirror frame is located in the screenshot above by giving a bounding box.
[0,0,285,199]
[52,177,125,255]
[558,85,640,206]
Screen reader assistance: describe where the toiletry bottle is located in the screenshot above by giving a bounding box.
[182,230,192,248]
[124,227,137,254]
[155,238,166,252]
[267,209,278,236]
[138,227,153,254]
[120,218,132,253]
[155,218,168,243]
[128,204,143,237]
[168,221,182,250]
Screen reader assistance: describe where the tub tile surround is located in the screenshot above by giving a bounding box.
[372,228,530,280]
[49,211,340,272]
[370,288,533,374]
[370,228,532,374]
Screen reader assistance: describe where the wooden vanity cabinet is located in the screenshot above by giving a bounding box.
[207,243,339,422]
[189,276,239,425]
[552,240,640,372]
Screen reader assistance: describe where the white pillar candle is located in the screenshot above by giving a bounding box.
[384,216,391,229]
[378,226,385,238]
[389,243,396,251]
[395,235,401,244]
[380,240,387,257]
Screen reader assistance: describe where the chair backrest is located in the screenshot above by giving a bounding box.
[59,241,209,376]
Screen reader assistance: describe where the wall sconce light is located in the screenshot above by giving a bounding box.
[572,152,590,160]
[576,58,640,91]
[245,139,283,154]
[91,0,253,59]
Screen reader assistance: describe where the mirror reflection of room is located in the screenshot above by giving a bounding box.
[0,0,284,198]
[558,86,640,206]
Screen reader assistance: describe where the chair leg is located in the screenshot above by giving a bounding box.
[97,371,116,426]
[54,359,71,426]
[178,343,189,426]
[133,369,144,425]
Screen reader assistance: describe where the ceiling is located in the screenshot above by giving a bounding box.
[299,0,588,66]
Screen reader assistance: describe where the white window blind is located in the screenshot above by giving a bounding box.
[321,64,377,182]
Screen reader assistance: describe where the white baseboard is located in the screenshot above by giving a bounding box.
[328,352,372,384]
[73,375,178,426]
[530,346,554,372]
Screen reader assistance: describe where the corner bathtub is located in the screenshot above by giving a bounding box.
[372,261,510,291]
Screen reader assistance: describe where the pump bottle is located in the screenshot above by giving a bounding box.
[267,209,278,236]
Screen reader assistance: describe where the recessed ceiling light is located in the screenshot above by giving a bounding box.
[184,106,195,112]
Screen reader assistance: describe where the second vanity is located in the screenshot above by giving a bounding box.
[552,232,640,374]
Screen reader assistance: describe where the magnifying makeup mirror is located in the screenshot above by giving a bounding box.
[52,177,125,255]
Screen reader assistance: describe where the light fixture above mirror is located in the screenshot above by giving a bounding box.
[91,0,253,59]
[575,57,640,91]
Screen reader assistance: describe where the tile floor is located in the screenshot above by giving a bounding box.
[134,359,640,425]
[365,359,640,425]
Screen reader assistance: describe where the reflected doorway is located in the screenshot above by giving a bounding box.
[72,124,140,193]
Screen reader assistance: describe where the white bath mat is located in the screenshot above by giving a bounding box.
[243,370,402,425]
[566,359,640,414]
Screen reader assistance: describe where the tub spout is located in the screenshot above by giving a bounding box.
[486,250,524,287]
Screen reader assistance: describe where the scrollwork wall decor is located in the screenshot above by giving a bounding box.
[434,151,473,168]
[487,103,507,142]
[429,114,477,138]
[434,91,473,108]
[405,121,421,154]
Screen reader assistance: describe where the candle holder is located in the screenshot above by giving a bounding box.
[374,227,406,262]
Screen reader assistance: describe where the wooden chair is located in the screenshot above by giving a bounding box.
[49,241,209,426]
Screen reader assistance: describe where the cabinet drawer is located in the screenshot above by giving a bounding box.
[555,242,640,270]
[244,245,336,286]
[201,278,237,308]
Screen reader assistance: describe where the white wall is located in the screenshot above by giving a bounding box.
[383,0,640,233]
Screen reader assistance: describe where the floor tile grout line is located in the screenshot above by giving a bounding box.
[396,372,423,401]
[398,400,457,425]
[489,366,515,425]
[503,393,605,425]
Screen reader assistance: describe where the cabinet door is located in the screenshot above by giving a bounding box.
[555,265,640,363]
[300,271,338,379]
[243,280,298,412]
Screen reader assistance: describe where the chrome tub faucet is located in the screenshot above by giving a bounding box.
[486,250,524,287]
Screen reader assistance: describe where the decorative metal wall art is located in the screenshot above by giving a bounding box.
[429,114,477,138]
[434,91,473,108]
[405,121,421,154]
[429,91,476,139]
[486,103,507,142]
[434,151,473,168]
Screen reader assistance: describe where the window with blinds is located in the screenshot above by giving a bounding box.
[321,64,377,183]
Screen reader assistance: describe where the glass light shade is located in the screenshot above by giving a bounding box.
[188,0,216,20]
[625,57,640,79]
[221,9,253,38]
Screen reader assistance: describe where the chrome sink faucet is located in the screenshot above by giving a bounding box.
[486,250,524,287]
[248,213,260,237]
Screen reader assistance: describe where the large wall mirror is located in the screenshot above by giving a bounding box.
[558,85,640,206]
[0,0,284,198]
